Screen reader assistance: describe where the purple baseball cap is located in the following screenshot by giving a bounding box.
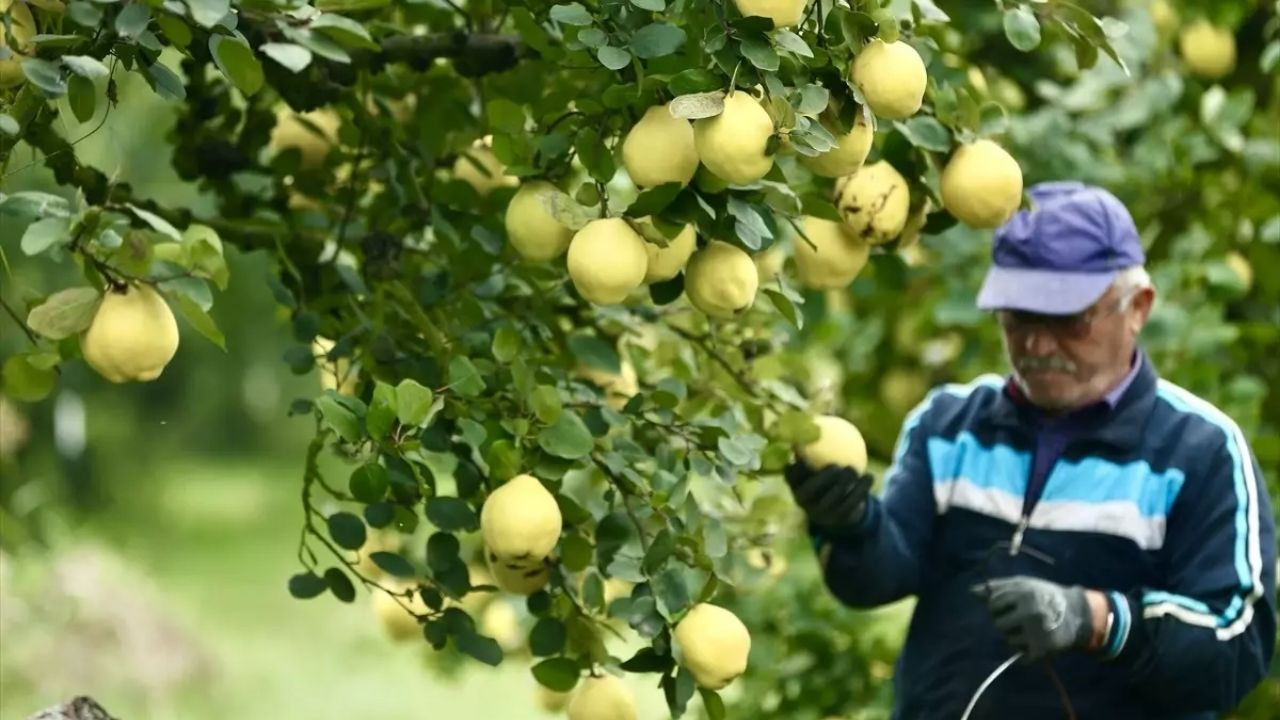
[976,181,1144,315]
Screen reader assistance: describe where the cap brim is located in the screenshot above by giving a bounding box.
[976,267,1116,314]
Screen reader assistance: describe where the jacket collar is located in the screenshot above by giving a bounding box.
[986,348,1158,451]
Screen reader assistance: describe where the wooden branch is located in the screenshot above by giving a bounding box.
[379,32,529,76]
[26,697,118,720]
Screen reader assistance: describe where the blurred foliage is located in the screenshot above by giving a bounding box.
[1,0,1277,718]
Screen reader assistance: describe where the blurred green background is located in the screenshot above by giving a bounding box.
[2,2,1278,718]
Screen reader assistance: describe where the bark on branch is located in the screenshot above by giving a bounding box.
[25,696,118,720]
[378,32,529,76]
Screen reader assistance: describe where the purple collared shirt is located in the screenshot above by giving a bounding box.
[1015,351,1143,516]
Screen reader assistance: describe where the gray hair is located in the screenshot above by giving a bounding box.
[1113,265,1153,309]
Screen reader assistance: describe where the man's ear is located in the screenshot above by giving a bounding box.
[1129,287,1156,334]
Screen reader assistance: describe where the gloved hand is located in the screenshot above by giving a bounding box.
[970,576,1095,661]
[783,459,874,539]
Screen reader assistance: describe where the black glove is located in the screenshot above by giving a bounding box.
[970,576,1095,661]
[784,459,874,538]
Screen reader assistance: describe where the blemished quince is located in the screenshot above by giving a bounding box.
[371,583,428,642]
[834,160,910,244]
[673,603,751,690]
[269,107,340,170]
[505,180,574,261]
[81,283,179,384]
[733,0,807,28]
[567,218,649,305]
[801,113,874,178]
[622,105,699,188]
[694,91,776,185]
[487,556,552,594]
[453,137,519,195]
[684,241,759,318]
[792,216,871,290]
[0,0,36,88]
[850,40,927,120]
[567,673,637,720]
[940,140,1024,229]
[796,415,868,473]
[1179,21,1236,79]
[481,473,562,567]
[640,220,697,283]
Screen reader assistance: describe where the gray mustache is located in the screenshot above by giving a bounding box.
[1018,356,1077,373]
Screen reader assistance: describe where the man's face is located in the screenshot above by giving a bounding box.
[997,284,1155,411]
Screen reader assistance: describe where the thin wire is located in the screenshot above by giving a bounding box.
[960,651,1024,720]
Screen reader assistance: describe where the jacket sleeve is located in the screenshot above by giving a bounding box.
[1103,426,1277,712]
[813,398,938,608]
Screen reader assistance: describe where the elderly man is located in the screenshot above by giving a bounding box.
[785,182,1276,719]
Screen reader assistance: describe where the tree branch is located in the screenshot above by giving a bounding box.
[379,32,530,76]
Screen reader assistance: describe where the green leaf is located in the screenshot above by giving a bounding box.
[560,532,593,572]
[174,294,226,349]
[649,274,684,305]
[739,37,779,71]
[455,629,504,666]
[597,46,631,70]
[726,197,772,251]
[349,463,389,503]
[370,551,416,577]
[185,0,229,28]
[624,183,683,218]
[622,646,673,673]
[395,379,433,427]
[287,571,328,599]
[568,334,621,373]
[115,3,151,38]
[529,617,567,656]
[774,30,812,57]
[549,3,592,26]
[630,0,664,10]
[316,392,365,442]
[426,497,479,532]
[62,55,109,79]
[209,34,264,96]
[486,98,526,134]
[2,355,56,403]
[146,61,186,101]
[0,114,17,136]
[653,567,690,615]
[159,275,212,311]
[531,657,581,692]
[324,567,356,602]
[796,84,829,116]
[281,26,351,63]
[491,326,520,363]
[700,688,726,720]
[21,58,66,97]
[426,531,461,572]
[126,204,181,239]
[366,381,396,438]
[896,116,951,152]
[1003,6,1041,52]
[631,22,685,59]
[537,411,595,459]
[261,42,312,73]
[1,192,71,219]
[311,13,378,50]
[764,288,801,328]
[667,68,720,96]
[643,528,675,574]
[327,512,367,551]
[67,1,103,28]
[530,385,562,424]
[447,356,486,397]
[155,14,192,48]
[26,287,100,340]
[664,666,697,717]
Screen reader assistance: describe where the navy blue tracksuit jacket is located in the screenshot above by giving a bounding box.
[814,357,1276,719]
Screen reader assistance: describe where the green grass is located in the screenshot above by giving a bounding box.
[1,455,672,720]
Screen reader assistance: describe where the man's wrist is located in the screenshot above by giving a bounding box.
[1084,588,1111,651]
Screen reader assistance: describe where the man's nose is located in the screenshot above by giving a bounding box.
[1023,327,1059,356]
